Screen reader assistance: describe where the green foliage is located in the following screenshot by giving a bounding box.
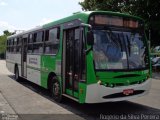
[3,30,12,36]
[0,30,12,54]
[79,0,123,11]
[79,0,160,21]
[79,0,160,46]
[0,35,7,54]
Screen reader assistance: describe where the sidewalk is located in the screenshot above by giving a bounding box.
[0,60,84,120]
[0,92,16,114]
[152,72,160,80]
[0,91,18,120]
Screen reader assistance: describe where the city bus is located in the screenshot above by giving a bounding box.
[6,11,151,103]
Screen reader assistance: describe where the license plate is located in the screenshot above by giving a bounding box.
[123,89,134,95]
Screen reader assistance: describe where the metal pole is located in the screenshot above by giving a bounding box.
[149,29,151,52]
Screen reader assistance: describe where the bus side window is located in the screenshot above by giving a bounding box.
[14,38,17,45]
[12,39,14,46]
[10,39,13,53]
[45,30,49,41]
[10,39,13,46]
[33,31,44,54]
[16,38,21,53]
[28,34,33,53]
[17,38,19,45]
[36,31,43,42]
[33,33,37,43]
[44,28,60,54]
[33,44,43,54]
[28,45,33,53]
[28,34,33,43]
[14,38,17,53]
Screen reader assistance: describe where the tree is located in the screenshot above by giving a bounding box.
[79,0,160,46]
[79,0,122,11]
[3,30,13,36]
[0,30,13,58]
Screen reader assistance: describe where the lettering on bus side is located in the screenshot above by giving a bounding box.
[29,57,38,65]
[63,19,82,29]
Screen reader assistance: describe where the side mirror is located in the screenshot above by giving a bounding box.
[87,31,94,45]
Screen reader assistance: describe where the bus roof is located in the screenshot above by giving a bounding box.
[7,11,143,39]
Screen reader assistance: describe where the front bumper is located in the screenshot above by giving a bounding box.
[85,78,152,103]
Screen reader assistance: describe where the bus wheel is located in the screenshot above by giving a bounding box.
[51,77,62,102]
[15,66,20,81]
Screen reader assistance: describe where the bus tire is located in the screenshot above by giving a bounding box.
[50,76,63,102]
[15,66,20,81]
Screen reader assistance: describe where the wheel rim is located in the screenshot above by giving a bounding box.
[15,69,18,80]
[53,82,60,97]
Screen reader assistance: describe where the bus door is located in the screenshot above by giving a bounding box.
[63,27,83,98]
[21,35,27,78]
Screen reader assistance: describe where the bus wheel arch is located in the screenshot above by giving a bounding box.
[47,72,63,102]
[47,72,57,90]
[14,64,20,81]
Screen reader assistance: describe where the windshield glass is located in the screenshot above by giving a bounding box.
[93,29,148,70]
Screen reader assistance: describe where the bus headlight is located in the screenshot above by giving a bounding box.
[97,80,102,85]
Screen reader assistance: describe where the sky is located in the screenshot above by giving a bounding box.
[0,0,83,35]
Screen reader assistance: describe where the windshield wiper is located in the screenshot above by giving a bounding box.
[126,35,131,56]
[85,47,92,54]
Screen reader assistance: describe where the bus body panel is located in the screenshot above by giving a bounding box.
[27,55,41,85]
[6,53,21,75]
[78,82,87,103]
[85,78,151,103]
[41,55,57,88]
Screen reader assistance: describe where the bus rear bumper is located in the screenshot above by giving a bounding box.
[85,78,152,103]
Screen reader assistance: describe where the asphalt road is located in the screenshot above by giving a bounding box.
[0,60,160,120]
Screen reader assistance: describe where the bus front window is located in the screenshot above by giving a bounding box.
[93,29,148,70]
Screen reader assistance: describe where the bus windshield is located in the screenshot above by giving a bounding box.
[93,29,148,70]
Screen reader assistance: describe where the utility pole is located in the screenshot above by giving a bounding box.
[149,29,151,52]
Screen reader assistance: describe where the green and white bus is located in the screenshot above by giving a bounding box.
[6,11,151,103]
